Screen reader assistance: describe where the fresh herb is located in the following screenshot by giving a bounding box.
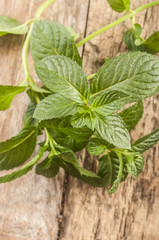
[0,16,29,36]
[0,0,159,194]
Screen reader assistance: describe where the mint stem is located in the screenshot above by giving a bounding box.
[77,1,159,47]
[22,24,34,85]
[87,73,96,80]
[21,0,57,86]
[35,0,56,19]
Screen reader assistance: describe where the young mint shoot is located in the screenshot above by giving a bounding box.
[0,0,159,194]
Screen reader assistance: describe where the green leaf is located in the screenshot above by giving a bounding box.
[0,85,26,111]
[0,127,37,170]
[107,0,130,13]
[58,126,92,142]
[36,156,59,178]
[0,16,28,37]
[98,155,112,181]
[143,31,159,54]
[65,26,80,41]
[90,52,159,100]
[30,20,82,66]
[43,118,92,142]
[108,152,123,193]
[0,146,48,184]
[35,55,89,103]
[24,102,39,127]
[125,153,144,179]
[132,127,159,153]
[40,134,87,153]
[95,113,131,149]
[123,24,143,51]
[55,152,80,171]
[119,101,144,131]
[71,111,96,130]
[87,137,114,156]
[98,152,123,192]
[124,26,159,54]
[91,91,134,116]
[152,86,159,96]
[54,152,107,187]
[63,139,88,152]
[43,119,92,152]
[33,94,77,120]
[120,155,128,182]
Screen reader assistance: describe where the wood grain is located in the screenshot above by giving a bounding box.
[0,0,159,240]
[0,1,89,239]
[60,1,159,240]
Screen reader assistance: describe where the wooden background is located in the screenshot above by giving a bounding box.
[0,0,159,239]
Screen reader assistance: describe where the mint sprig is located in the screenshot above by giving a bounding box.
[0,0,159,194]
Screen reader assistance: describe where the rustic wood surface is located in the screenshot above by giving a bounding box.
[0,0,159,240]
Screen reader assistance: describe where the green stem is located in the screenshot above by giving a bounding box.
[134,1,159,13]
[26,18,35,25]
[87,73,96,80]
[22,24,34,85]
[22,0,57,86]
[77,1,159,47]
[35,0,56,19]
[45,128,57,155]
[130,10,135,26]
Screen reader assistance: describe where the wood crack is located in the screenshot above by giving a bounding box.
[81,0,91,59]
[94,219,100,240]
[56,173,69,240]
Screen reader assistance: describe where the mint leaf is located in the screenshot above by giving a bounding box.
[143,31,159,54]
[90,52,159,100]
[0,146,47,184]
[58,126,92,142]
[0,127,37,170]
[63,139,88,152]
[95,113,131,149]
[107,0,130,13]
[98,152,123,192]
[98,155,112,182]
[87,137,114,156]
[0,85,26,111]
[52,131,88,152]
[108,153,123,193]
[43,118,92,142]
[123,24,143,51]
[55,151,80,170]
[54,152,107,187]
[127,154,144,179]
[120,155,128,182]
[71,111,96,130]
[33,94,77,120]
[124,26,159,54]
[35,55,89,103]
[91,91,134,116]
[43,119,92,152]
[0,16,28,37]
[132,127,159,153]
[119,101,144,131]
[36,156,59,178]
[30,20,82,66]
[24,102,39,127]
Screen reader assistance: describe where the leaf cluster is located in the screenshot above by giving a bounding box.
[0,1,159,194]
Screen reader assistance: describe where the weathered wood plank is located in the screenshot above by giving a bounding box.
[0,0,159,240]
[0,1,89,239]
[60,1,159,240]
